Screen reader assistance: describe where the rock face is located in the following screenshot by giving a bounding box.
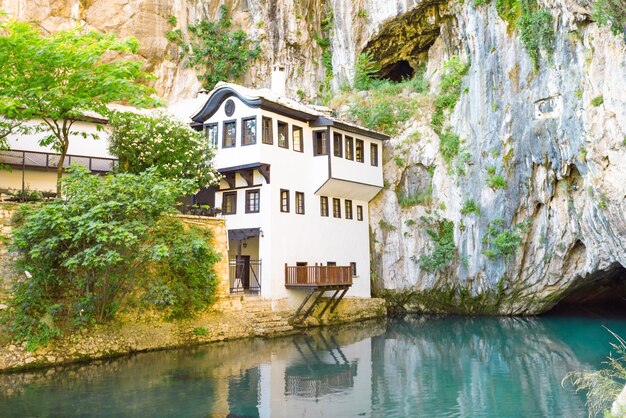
[1,0,625,314]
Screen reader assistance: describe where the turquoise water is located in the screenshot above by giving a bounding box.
[1,313,626,417]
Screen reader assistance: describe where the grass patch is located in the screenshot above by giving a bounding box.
[482,218,524,259]
[591,95,604,106]
[439,132,461,165]
[430,56,470,134]
[412,219,456,272]
[461,199,480,216]
[397,188,433,208]
[486,165,508,190]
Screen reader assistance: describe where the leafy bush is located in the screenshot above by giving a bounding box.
[592,0,626,36]
[354,52,381,90]
[482,218,524,259]
[397,189,433,208]
[486,166,508,190]
[518,0,554,70]
[169,5,260,90]
[591,95,604,106]
[108,112,220,189]
[461,199,481,216]
[5,167,219,348]
[417,219,456,272]
[431,56,470,134]
[439,132,461,165]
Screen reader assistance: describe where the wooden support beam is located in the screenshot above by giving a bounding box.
[224,173,236,189]
[258,163,271,184]
[240,169,254,186]
[291,288,316,324]
[302,290,325,320]
[318,289,341,317]
[330,288,349,313]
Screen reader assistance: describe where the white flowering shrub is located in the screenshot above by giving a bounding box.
[108,111,220,189]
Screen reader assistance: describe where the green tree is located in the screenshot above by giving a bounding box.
[7,167,220,349]
[169,5,260,90]
[593,0,626,36]
[108,111,220,189]
[0,19,159,197]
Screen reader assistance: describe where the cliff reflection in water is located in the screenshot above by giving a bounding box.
[1,315,623,417]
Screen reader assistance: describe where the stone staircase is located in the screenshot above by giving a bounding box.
[243,297,295,337]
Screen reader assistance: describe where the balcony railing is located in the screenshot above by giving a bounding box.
[0,149,117,173]
[229,258,261,295]
[285,265,353,288]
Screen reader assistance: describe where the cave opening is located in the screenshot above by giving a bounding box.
[379,60,415,82]
[545,263,626,317]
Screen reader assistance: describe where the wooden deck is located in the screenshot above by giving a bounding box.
[285,265,353,288]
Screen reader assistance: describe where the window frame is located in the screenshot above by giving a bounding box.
[262,116,273,145]
[333,132,343,157]
[333,198,341,218]
[295,191,305,215]
[205,123,218,148]
[222,191,237,215]
[313,130,328,156]
[356,205,363,221]
[222,120,237,148]
[320,196,329,217]
[292,125,304,152]
[245,189,260,213]
[241,117,257,146]
[370,143,379,166]
[345,136,354,160]
[345,200,353,219]
[280,189,290,213]
[355,139,364,163]
[277,121,289,149]
[350,262,357,277]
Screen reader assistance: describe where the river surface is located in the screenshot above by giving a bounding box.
[1,312,625,417]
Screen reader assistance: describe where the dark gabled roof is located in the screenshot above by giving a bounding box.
[190,83,390,141]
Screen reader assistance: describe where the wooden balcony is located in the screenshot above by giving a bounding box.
[0,149,116,173]
[285,265,353,288]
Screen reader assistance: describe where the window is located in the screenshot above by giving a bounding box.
[280,189,290,213]
[333,132,343,157]
[356,205,363,221]
[314,130,328,156]
[222,191,237,214]
[333,198,341,218]
[327,261,336,266]
[345,136,354,160]
[245,189,260,213]
[350,262,357,277]
[371,143,378,166]
[262,117,273,144]
[345,200,353,219]
[278,121,289,148]
[293,126,303,152]
[356,139,364,162]
[223,120,236,148]
[242,117,256,145]
[205,123,218,147]
[295,192,305,214]
[320,196,329,217]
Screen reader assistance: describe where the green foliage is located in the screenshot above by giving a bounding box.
[495,0,522,28]
[379,219,396,231]
[461,199,481,216]
[486,165,508,190]
[108,111,219,189]
[349,94,416,135]
[176,6,260,91]
[405,218,416,227]
[354,52,381,90]
[566,329,626,417]
[4,167,218,349]
[192,327,209,336]
[592,0,626,36]
[416,219,456,272]
[396,188,433,208]
[431,56,470,134]
[591,95,604,106]
[482,218,524,259]
[439,132,461,165]
[0,18,159,196]
[518,0,554,70]
[142,217,220,319]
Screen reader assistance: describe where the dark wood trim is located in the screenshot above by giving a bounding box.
[261,116,273,145]
[292,125,304,153]
[222,191,237,215]
[277,120,289,149]
[222,119,237,148]
[240,169,254,186]
[244,189,260,213]
[218,183,263,192]
[258,163,271,184]
[223,173,236,189]
[241,116,257,146]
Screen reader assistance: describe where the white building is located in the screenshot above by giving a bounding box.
[190,74,389,308]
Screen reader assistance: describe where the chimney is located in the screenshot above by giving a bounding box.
[271,64,286,97]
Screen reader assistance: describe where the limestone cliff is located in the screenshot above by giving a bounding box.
[1,0,625,314]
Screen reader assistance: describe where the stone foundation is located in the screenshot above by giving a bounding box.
[0,296,386,372]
